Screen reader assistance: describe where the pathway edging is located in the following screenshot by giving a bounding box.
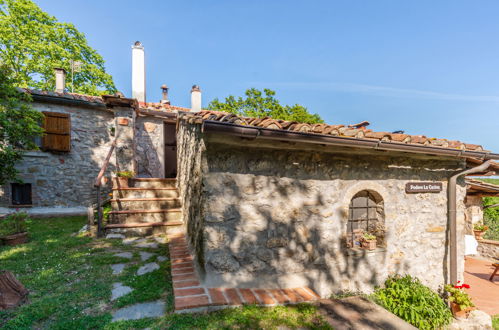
[167,232,321,313]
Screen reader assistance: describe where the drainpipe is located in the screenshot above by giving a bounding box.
[448,160,492,284]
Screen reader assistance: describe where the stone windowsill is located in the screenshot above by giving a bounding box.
[346,247,387,257]
[22,151,49,158]
[478,239,499,246]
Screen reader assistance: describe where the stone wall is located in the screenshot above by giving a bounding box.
[135,116,165,178]
[465,195,483,234]
[478,239,499,260]
[176,118,207,265]
[0,102,116,209]
[198,137,467,296]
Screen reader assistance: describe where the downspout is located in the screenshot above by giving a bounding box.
[448,160,492,284]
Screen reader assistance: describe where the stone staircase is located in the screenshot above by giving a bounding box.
[105,178,183,236]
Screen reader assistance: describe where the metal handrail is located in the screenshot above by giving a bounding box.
[94,139,117,236]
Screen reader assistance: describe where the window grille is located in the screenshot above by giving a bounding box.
[347,190,384,248]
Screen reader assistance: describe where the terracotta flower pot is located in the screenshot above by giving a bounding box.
[473,230,485,240]
[450,302,475,318]
[361,239,377,250]
[2,232,28,246]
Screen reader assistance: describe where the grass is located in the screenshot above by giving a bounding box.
[0,216,330,329]
[494,315,499,330]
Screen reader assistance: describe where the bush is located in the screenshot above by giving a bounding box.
[0,210,30,236]
[372,275,452,330]
[115,170,134,178]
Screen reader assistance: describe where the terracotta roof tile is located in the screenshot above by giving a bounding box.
[195,110,487,153]
[139,102,190,112]
[21,88,105,104]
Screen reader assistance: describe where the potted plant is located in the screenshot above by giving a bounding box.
[444,282,475,318]
[114,171,134,188]
[360,232,377,250]
[0,211,30,246]
[473,223,489,240]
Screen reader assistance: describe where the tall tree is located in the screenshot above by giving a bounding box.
[208,88,324,124]
[0,0,116,95]
[0,65,43,185]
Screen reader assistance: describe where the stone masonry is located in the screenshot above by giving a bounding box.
[135,116,165,178]
[0,101,116,208]
[176,124,468,297]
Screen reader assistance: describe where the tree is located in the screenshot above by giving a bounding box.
[0,65,43,185]
[208,88,324,124]
[0,0,116,95]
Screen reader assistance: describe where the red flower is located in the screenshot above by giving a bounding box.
[462,284,470,289]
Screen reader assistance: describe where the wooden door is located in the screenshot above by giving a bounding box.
[164,123,177,178]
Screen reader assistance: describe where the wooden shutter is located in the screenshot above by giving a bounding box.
[42,112,71,152]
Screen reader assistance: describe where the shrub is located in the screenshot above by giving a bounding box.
[372,275,452,330]
[115,170,134,178]
[473,223,489,232]
[0,210,30,236]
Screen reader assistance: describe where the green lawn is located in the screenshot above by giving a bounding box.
[0,216,330,329]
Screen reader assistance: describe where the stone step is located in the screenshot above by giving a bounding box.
[111,198,181,210]
[105,222,183,237]
[113,188,179,199]
[131,178,177,189]
[109,209,182,223]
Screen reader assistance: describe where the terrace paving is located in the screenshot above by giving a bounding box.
[464,257,499,316]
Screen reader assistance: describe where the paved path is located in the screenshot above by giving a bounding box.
[464,257,499,315]
[108,236,167,322]
[316,296,416,330]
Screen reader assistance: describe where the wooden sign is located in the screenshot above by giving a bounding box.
[405,182,443,193]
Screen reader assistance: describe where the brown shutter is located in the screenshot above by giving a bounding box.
[42,112,71,152]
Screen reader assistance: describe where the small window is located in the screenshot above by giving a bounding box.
[11,183,32,206]
[42,112,71,152]
[347,190,385,248]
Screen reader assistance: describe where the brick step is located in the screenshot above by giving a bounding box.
[113,188,179,199]
[131,178,177,189]
[109,209,182,223]
[111,198,181,210]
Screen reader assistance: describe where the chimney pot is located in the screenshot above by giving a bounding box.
[132,41,146,103]
[190,85,202,112]
[54,68,66,93]
[160,84,170,104]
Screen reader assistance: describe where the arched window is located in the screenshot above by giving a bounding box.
[347,190,385,249]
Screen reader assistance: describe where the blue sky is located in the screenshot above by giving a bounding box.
[37,0,499,151]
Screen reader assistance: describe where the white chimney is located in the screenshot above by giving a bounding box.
[132,41,146,103]
[190,85,201,112]
[54,68,66,93]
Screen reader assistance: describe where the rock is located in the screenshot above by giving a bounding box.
[78,225,90,234]
[137,262,160,276]
[157,256,168,262]
[154,236,167,244]
[446,310,493,330]
[111,300,165,321]
[266,237,288,248]
[208,251,240,273]
[111,264,126,275]
[135,241,159,249]
[123,237,144,245]
[114,252,133,259]
[106,233,125,239]
[111,283,133,301]
[139,252,155,261]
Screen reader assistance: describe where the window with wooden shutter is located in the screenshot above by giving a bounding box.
[42,112,71,152]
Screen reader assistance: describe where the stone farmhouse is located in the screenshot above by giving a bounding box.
[1,42,499,302]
